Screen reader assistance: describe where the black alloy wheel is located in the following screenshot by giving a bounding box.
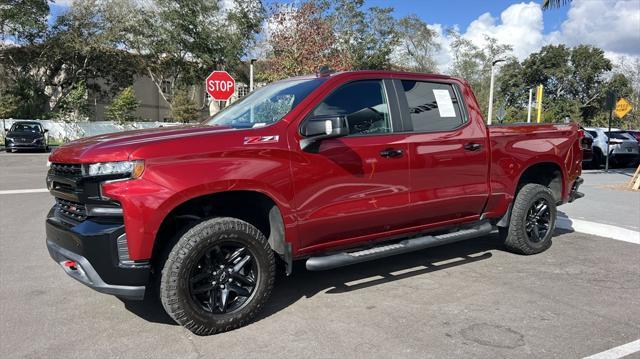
[525,198,551,243]
[160,217,275,335]
[188,242,258,314]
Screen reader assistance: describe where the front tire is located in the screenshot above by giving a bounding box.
[160,217,275,335]
[500,184,556,255]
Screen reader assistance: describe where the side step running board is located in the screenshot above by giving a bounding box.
[306,221,493,271]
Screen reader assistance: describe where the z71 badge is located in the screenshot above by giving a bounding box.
[244,135,280,144]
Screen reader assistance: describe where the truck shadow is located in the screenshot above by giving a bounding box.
[256,233,502,323]
[120,233,503,326]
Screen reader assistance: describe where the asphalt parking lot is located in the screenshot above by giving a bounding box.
[0,152,639,359]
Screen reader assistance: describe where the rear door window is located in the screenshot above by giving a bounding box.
[399,81,465,132]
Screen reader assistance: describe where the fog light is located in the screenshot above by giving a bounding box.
[63,260,77,270]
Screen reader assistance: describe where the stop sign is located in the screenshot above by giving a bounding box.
[206,71,235,101]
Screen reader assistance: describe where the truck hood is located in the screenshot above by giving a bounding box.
[49,124,235,163]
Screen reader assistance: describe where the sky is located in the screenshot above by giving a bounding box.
[48,0,640,71]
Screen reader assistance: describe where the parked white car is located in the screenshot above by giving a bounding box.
[584,127,639,168]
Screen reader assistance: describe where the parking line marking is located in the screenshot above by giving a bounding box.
[557,216,640,245]
[583,339,640,359]
[0,188,49,195]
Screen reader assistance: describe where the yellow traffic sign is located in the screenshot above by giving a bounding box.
[615,98,632,118]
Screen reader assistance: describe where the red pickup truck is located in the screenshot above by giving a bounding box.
[46,70,584,335]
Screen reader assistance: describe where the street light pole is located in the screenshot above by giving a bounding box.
[487,59,505,125]
[527,88,533,123]
[249,59,257,92]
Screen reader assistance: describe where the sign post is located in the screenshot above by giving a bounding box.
[205,71,236,102]
[604,91,617,172]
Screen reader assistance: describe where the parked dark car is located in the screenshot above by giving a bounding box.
[4,121,49,152]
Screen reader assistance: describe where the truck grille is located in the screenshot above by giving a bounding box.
[50,163,82,178]
[56,198,88,221]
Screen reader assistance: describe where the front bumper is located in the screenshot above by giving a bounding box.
[46,210,150,300]
[5,143,47,150]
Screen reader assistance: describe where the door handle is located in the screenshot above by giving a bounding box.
[464,143,482,151]
[380,148,404,158]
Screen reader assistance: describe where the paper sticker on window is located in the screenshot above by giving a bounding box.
[432,89,456,118]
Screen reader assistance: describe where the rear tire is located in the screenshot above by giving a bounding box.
[500,184,556,255]
[160,217,275,335]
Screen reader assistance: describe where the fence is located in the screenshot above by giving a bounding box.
[1,119,182,143]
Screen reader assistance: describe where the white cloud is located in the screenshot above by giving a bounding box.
[547,0,640,55]
[465,2,544,60]
[430,0,640,72]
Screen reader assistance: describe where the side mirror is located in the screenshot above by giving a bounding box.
[300,115,349,151]
[44,129,49,133]
[4,128,8,132]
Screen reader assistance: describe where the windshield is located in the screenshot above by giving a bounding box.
[10,123,42,133]
[206,78,326,128]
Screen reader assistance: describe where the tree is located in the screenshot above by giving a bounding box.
[171,90,199,123]
[395,15,440,72]
[105,86,139,124]
[264,1,348,80]
[54,81,90,122]
[0,92,19,118]
[448,30,513,116]
[0,0,49,45]
[112,0,264,111]
[0,0,141,119]
[613,56,640,129]
[328,0,399,70]
[495,44,617,125]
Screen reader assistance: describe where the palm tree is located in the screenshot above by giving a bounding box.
[542,0,572,9]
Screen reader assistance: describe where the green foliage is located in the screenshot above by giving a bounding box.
[263,0,400,80]
[54,81,90,122]
[171,90,200,123]
[115,0,264,107]
[396,15,440,72]
[448,29,514,117]
[0,0,49,44]
[328,0,399,70]
[0,93,19,118]
[106,86,140,124]
[496,44,615,125]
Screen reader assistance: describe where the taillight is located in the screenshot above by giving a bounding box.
[578,129,584,138]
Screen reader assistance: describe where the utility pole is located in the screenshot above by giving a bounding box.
[527,88,533,123]
[487,59,505,125]
[604,91,616,172]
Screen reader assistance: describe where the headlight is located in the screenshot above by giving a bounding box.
[85,160,144,179]
[5,137,13,142]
